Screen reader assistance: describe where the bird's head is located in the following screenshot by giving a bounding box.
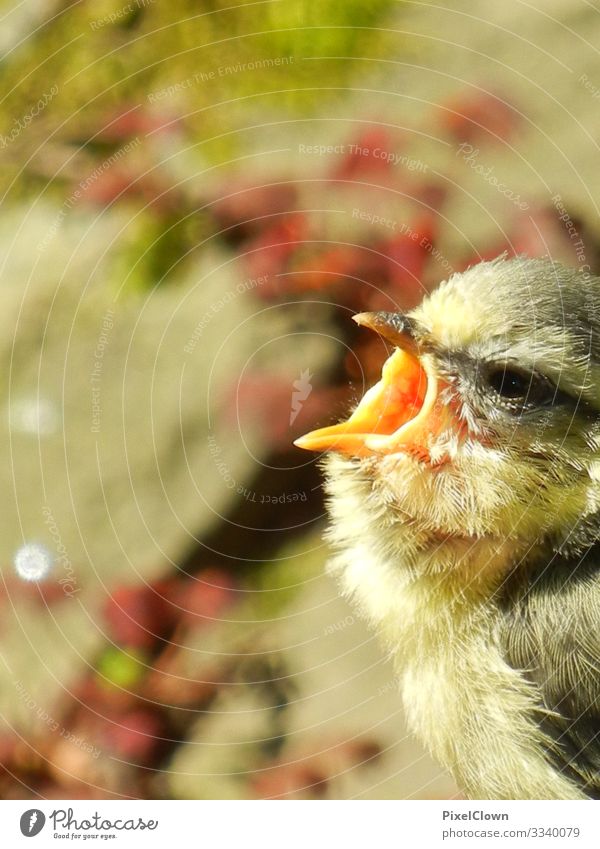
[296,257,600,565]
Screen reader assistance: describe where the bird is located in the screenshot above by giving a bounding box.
[294,255,600,800]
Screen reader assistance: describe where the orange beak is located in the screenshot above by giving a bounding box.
[294,312,460,461]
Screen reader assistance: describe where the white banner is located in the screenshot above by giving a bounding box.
[0,799,596,848]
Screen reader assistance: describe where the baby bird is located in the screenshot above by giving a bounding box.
[295,256,600,800]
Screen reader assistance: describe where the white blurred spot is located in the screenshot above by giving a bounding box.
[14,543,53,581]
[9,397,59,436]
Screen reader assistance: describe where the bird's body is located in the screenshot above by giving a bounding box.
[296,256,600,799]
[324,451,589,799]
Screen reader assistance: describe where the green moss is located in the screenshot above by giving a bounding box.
[110,207,215,289]
[247,529,327,618]
[0,1,399,192]
[0,0,404,291]
[97,647,148,689]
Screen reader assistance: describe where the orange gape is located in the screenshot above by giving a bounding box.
[294,317,464,463]
[357,348,427,436]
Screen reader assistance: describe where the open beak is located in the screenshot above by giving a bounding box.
[294,311,459,461]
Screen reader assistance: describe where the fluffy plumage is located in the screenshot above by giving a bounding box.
[304,256,600,799]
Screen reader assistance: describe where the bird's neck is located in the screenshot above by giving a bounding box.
[324,463,585,798]
[329,534,583,799]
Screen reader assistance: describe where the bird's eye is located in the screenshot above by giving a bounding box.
[483,363,556,408]
[486,366,531,398]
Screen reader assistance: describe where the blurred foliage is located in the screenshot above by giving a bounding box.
[248,532,323,618]
[98,648,148,690]
[0,0,396,198]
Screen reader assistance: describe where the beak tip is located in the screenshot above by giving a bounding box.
[352,312,372,328]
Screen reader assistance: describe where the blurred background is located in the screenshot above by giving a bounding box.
[0,0,599,800]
